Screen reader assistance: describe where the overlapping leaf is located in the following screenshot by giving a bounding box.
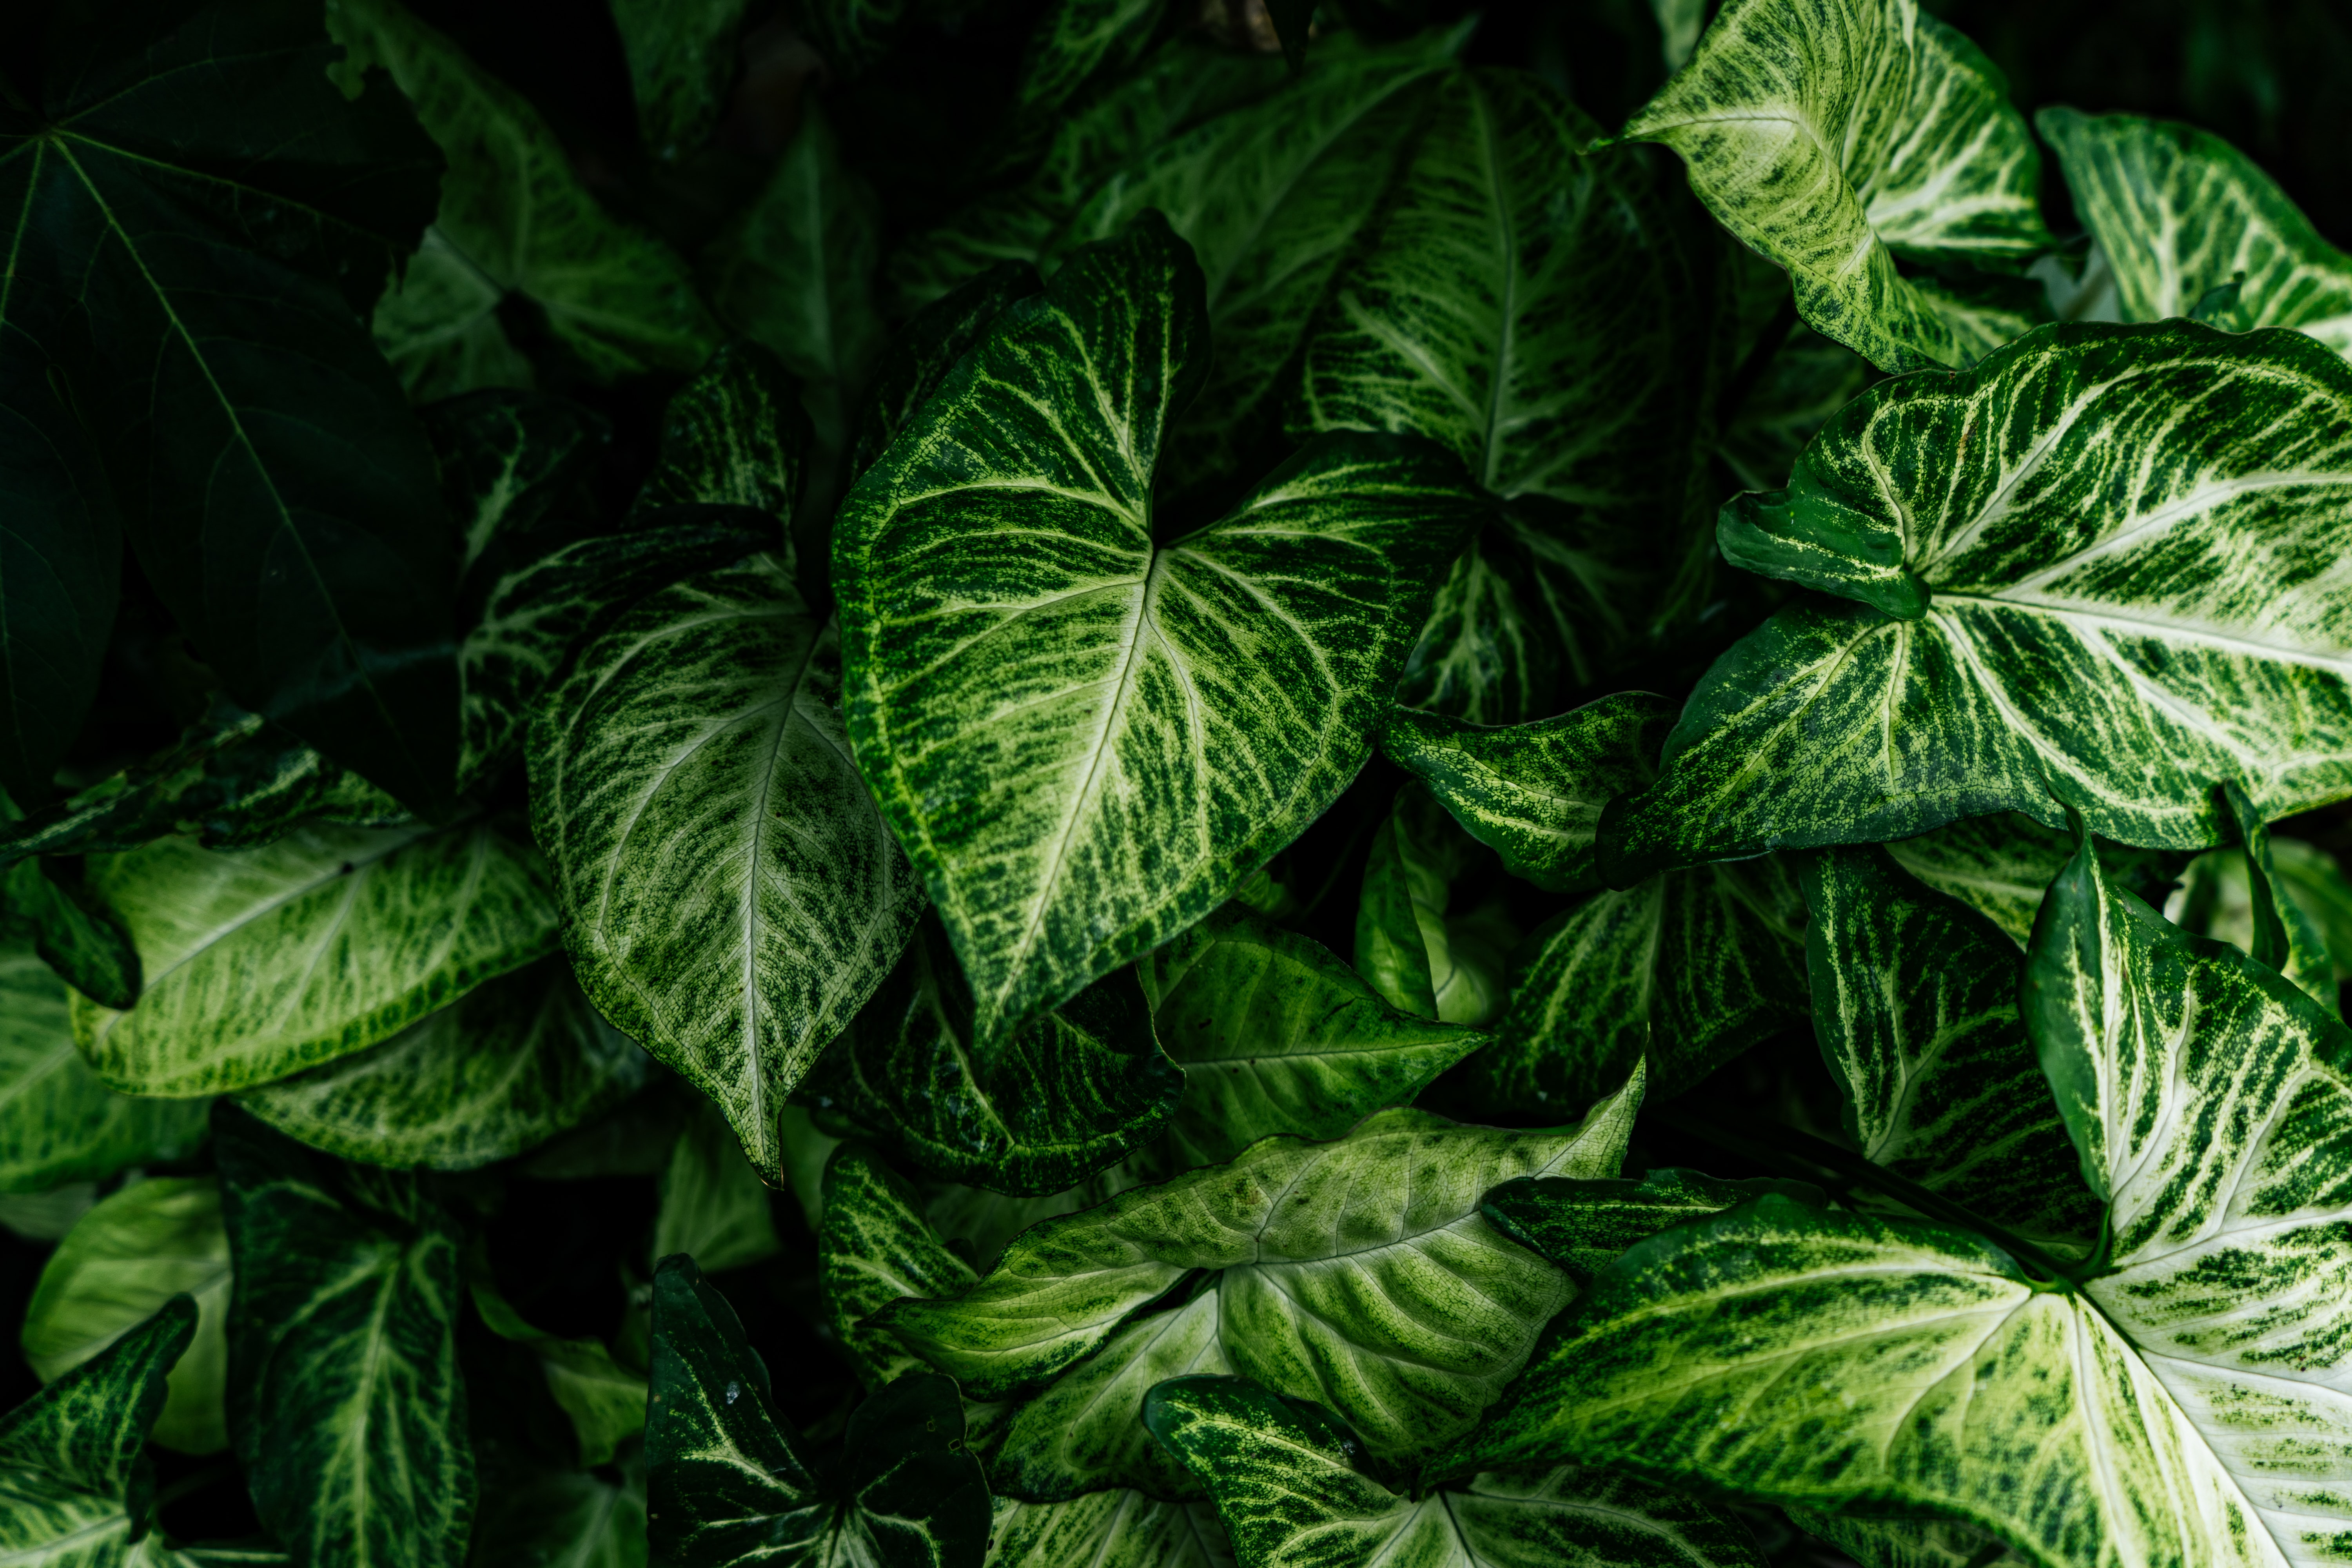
[1884,811,2180,946]
[816,1145,978,1388]
[1605,322,2352,877]
[837,214,1481,1049]
[1354,786,1515,1029]
[652,1098,782,1276]
[610,0,748,159]
[988,1492,1234,1568]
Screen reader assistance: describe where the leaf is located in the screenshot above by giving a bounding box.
[2173,782,2338,1012]
[217,1106,472,1568]
[1788,1512,2028,1568]
[9,859,142,1012]
[810,919,1181,1195]
[1144,1375,1766,1568]
[993,0,1170,170]
[837,213,1483,1048]
[1616,0,2048,371]
[1382,695,1673,895]
[1803,846,2099,1244]
[529,547,922,1182]
[2037,109,2352,361]
[792,0,917,80]
[5,0,461,814]
[1718,327,1878,494]
[1883,811,2181,947]
[0,1295,195,1565]
[1466,857,1806,1113]
[1291,72,1719,719]
[73,820,560,1097]
[370,230,536,401]
[986,1492,1232,1568]
[20,1178,230,1455]
[635,343,813,522]
[1481,1168,1820,1287]
[1354,786,1515,1028]
[1604,321,2352,878]
[816,1145,978,1389]
[1442,816,2352,1564]
[646,1256,992,1568]
[610,0,750,160]
[705,107,887,454]
[881,1080,1641,1459]
[652,1098,782,1276]
[0,940,207,1193]
[848,262,1044,484]
[470,1453,648,1568]
[920,1164,1147,1278]
[233,955,655,1171]
[467,1269,649,1468]
[1141,907,1484,1169]
[331,0,722,391]
[424,390,608,597]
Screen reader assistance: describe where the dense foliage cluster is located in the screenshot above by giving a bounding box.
[3,0,2351,1565]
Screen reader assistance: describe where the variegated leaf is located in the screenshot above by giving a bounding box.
[2160,782,2338,1012]
[849,262,1043,483]
[652,1097,782,1276]
[881,1078,1640,1461]
[635,343,811,522]
[608,0,746,159]
[1605,322,2352,878]
[1480,1169,1819,1287]
[1145,1376,1765,1568]
[2038,109,2352,361]
[1355,785,1515,1029]
[73,822,559,1098]
[987,1492,1233,1568]
[1885,811,2182,947]
[816,1145,978,1389]
[836,214,1481,1050]
[1616,0,2049,371]
[1789,1511,2028,1568]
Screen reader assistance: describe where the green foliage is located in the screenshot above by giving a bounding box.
[4,2,2352,1564]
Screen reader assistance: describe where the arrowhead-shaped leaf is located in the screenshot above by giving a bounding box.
[1617,0,2048,371]
[1141,907,1484,1169]
[2038,109,2352,361]
[1145,1375,1766,1568]
[72,821,559,1097]
[881,1081,1640,1460]
[815,1145,978,1389]
[218,1106,472,1568]
[1606,322,2352,878]
[988,1491,1233,1568]
[233,955,654,1171]
[837,213,1482,1049]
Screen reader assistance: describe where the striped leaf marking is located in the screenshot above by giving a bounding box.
[1616,0,2048,371]
[987,1491,1232,1568]
[1144,1375,1765,1568]
[1481,1169,1821,1288]
[880,1080,1639,1465]
[1606,322,2352,878]
[815,1145,978,1390]
[836,214,1483,1050]
[2038,110,2352,361]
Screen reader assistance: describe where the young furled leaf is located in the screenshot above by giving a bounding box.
[0,938,208,1193]
[1354,785,1515,1028]
[1293,73,1717,721]
[72,822,559,1097]
[4,0,460,817]
[646,1256,991,1568]
[609,0,750,160]
[837,214,1483,1050]
[0,1295,196,1564]
[331,0,720,393]
[1141,908,1484,1169]
[1606,321,2352,878]
[881,1078,1640,1462]
[1481,1168,1820,1287]
[848,261,1044,483]
[1383,695,1674,894]
[1804,846,2098,1245]
[1144,1375,1766,1568]
[1441,818,2352,1567]
[988,1491,1233,1568]
[233,955,654,1172]
[1615,0,2049,371]
[808,919,1181,1196]
[651,1097,782,1276]
[217,1107,473,1568]
[815,1145,978,1388]
[2038,109,2352,361]
[21,1178,231,1455]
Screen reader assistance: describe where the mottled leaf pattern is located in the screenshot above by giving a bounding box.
[987,1492,1233,1568]
[849,262,1044,484]
[634,343,813,522]
[1884,811,2181,947]
[817,1145,978,1388]
[610,0,748,159]
[1481,1169,1820,1287]
[1354,785,1515,1028]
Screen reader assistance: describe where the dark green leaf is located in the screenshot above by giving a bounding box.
[1882,810,2182,947]
[816,1145,978,1389]
[11,859,141,1012]
[610,0,750,160]
[422,390,608,602]
[986,1492,1232,1568]
[469,1451,648,1568]
[1481,1168,1817,1287]
[1354,785,1515,1027]
[633,343,813,522]
[467,1270,648,1469]
[2203,781,2337,1011]
[848,261,1043,484]
[993,0,1170,171]
[651,1097,782,1276]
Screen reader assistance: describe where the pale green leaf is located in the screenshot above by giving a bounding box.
[1884,811,2182,947]
[528,550,922,1182]
[882,1080,1641,1460]
[987,1491,1233,1568]
[471,1453,648,1568]
[1144,1376,1765,1568]
[0,1296,195,1568]
[652,1097,782,1276]
[233,956,655,1171]
[1354,786,1514,1027]
[837,214,1482,1049]
[2274,838,2352,980]
[1652,0,1704,70]
[1804,846,2098,1244]
[817,1145,978,1390]
[1619,0,2049,370]
[21,1178,230,1455]
[1382,695,1673,894]
[809,920,1181,1195]
[0,941,207,1194]
[2037,109,2352,361]
[1606,322,2352,877]
[0,1187,97,1243]
[329,0,719,393]
[218,1108,472,1568]
[73,822,558,1098]
[609,0,748,160]
[468,1272,649,1468]
[1141,907,1483,1169]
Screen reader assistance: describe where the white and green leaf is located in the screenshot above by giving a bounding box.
[816,1145,978,1389]
[987,1491,1233,1568]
